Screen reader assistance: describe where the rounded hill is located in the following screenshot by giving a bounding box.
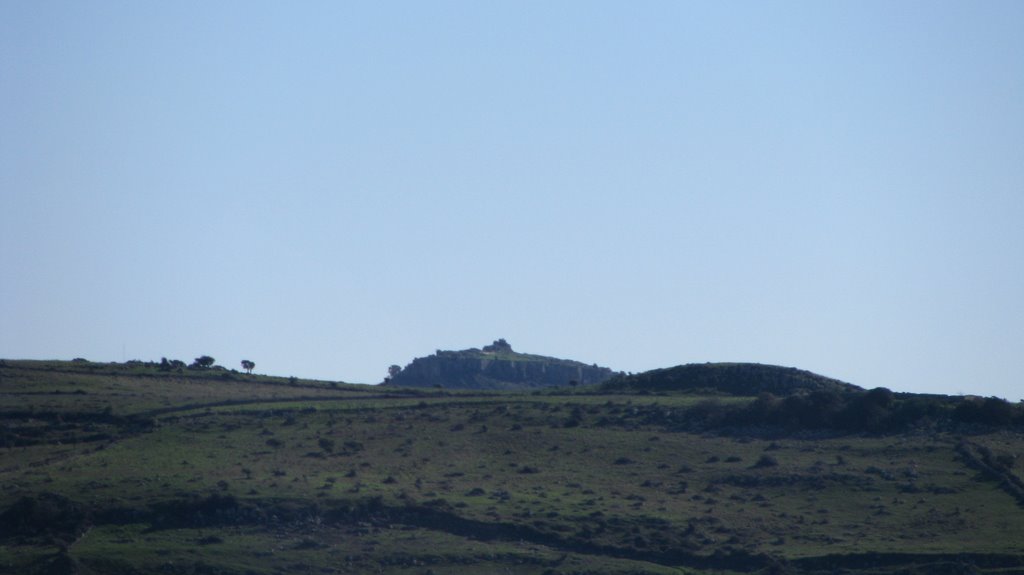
[601,363,860,396]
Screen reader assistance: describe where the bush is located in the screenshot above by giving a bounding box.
[0,493,88,539]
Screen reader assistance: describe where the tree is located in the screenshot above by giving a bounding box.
[192,356,215,369]
[241,360,255,374]
[388,364,402,379]
[483,339,512,353]
[160,357,186,371]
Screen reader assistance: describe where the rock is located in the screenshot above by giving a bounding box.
[385,340,616,390]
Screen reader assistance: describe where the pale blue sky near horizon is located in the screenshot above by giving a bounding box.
[2,1,1022,399]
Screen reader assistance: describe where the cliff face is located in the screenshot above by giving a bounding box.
[386,340,616,390]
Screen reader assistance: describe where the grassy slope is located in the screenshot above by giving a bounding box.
[1,360,1023,574]
[601,363,861,396]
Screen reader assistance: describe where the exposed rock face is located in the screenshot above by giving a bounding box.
[386,340,616,390]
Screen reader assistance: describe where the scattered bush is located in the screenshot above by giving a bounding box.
[0,493,88,540]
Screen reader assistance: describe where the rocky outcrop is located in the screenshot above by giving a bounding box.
[385,340,616,390]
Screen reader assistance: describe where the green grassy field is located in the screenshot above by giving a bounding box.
[1,360,1022,574]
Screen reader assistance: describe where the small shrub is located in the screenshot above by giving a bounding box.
[294,538,325,550]
[995,454,1016,470]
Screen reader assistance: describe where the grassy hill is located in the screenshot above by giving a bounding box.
[2,359,1023,574]
[600,363,861,396]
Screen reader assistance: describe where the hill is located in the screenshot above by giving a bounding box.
[384,339,617,390]
[2,358,1024,574]
[601,362,862,396]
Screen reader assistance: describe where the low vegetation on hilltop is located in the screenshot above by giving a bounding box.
[601,363,860,396]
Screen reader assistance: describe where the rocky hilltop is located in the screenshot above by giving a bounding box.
[384,339,617,390]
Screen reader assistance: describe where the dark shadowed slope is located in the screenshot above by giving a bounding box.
[601,362,861,396]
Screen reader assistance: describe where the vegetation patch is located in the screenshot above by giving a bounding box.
[2,358,1023,574]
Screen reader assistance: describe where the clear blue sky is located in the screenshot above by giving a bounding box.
[2,1,1022,398]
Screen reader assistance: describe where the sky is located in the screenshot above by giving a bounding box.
[2,1,1022,399]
